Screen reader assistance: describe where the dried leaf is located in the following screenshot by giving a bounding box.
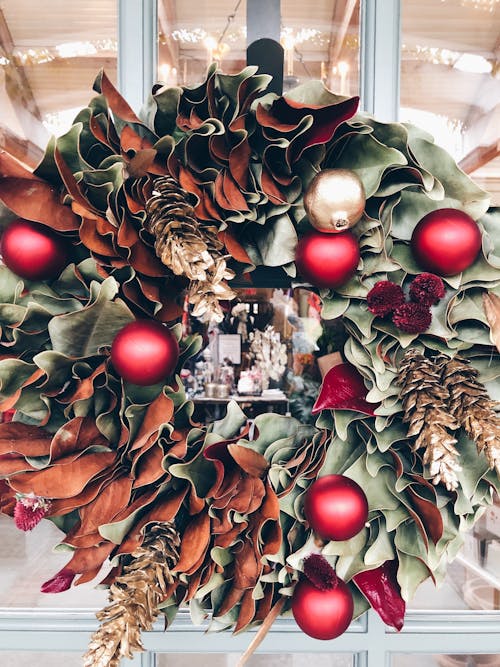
[0,177,79,231]
[483,292,500,352]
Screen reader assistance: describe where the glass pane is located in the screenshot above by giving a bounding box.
[391,655,499,667]
[401,0,500,205]
[0,653,82,667]
[157,655,355,666]
[0,0,117,167]
[156,0,360,95]
[0,514,107,608]
[408,499,500,610]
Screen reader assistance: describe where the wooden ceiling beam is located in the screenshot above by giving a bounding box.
[327,0,358,88]
[0,8,48,148]
[157,0,180,81]
[0,123,44,169]
[459,140,500,174]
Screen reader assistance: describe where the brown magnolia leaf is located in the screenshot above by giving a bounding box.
[0,177,79,231]
[215,585,245,617]
[234,589,256,633]
[49,416,109,461]
[406,487,443,545]
[58,363,107,405]
[54,147,100,217]
[0,422,52,458]
[173,511,211,573]
[127,149,158,178]
[234,538,260,589]
[218,228,253,265]
[483,292,500,352]
[228,444,269,477]
[9,451,116,498]
[0,149,42,179]
[63,541,116,580]
[0,368,46,413]
[49,476,111,516]
[78,476,134,534]
[132,445,166,489]
[116,488,187,556]
[130,392,174,452]
[100,70,144,124]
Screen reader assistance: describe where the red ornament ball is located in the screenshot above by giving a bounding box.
[304,474,368,542]
[411,208,482,276]
[295,231,360,289]
[0,219,68,281]
[110,320,179,386]
[292,577,354,640]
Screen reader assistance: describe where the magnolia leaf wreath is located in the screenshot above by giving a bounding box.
[0,66,499,665]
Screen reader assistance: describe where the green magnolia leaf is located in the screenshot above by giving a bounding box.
[330,132,407,198]
[409,137,490,220]
[241,214,298,267]
[48,278,135,357]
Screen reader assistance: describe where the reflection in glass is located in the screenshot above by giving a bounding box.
[185,287,344,424]
[157,0,360,94]
[401,0,500,204]
[157,654,355,666]
[0,0,117,165]
[0,514,107,608]
[0,653,83,667]
[392,654,499,667]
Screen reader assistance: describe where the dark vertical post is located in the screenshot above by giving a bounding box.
[246,0,283,95]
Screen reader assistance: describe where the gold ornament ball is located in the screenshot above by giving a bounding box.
[304,168,366,233]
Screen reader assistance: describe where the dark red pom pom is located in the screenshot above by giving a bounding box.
[367,281,405,317]
[409,273,445,306]
[14,495,51,531]
[392,302,432,334]
[303,554,338,591]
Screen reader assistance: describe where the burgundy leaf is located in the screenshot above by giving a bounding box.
[41,568,75,593]
[353,560,405,631]
[312,363,378,415]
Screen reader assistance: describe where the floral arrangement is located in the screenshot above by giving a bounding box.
[0,65,498,666]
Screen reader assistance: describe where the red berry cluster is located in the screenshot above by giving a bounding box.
[367,273,445,334]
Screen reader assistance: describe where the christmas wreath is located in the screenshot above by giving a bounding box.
[0,65,499,666]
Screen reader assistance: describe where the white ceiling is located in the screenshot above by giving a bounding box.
[0,0,498,201]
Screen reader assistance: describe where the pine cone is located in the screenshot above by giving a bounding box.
[189,257,236,323]
[441,355,500,475]
[398,350,461,491]
[145,176,235,321]
[83,522,180,667]
[145,176,215,281]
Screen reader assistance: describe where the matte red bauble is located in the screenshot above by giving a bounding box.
[0,219,68,280]
[292,578,354,640]
[304,474,368,542]
[110,320,179,386]
[411,208,482,276]
[295,231,360,289]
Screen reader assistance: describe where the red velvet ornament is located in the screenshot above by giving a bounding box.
[110,320,179,386]
[0,219,68,281]
[295,231,360,289]
[304,474,369,541]
[292,577,354,640]
[411,208,482,276]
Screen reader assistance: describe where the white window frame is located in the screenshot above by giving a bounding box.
[0,1,499,665]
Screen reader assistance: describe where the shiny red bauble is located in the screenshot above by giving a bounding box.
[411,208,482,276]
[292,577,354,640]
[0,219,68,280]
[304,474,368,542]
[110,320,179,386]
[295,231,360,289]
